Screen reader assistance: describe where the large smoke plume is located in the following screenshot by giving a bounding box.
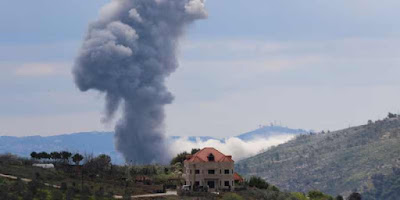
[73,0,207,164]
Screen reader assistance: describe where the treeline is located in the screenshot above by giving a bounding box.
[30,151,84,165]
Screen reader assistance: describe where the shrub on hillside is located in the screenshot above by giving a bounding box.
[222,193,244,200]
[83,154,112,174]
[51,189,63,200]
[292,192,308,200]
[248,176,269,189]
[347,192,361,200]
[308,190,334,200]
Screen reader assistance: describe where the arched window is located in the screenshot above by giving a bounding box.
[207,153,215,161]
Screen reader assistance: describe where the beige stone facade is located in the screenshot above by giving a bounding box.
[182,148,235,192]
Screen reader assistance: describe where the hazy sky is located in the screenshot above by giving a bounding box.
[1,0,400,137]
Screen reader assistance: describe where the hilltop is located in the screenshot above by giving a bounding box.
[237,125,307,141]
[236,115,400,198]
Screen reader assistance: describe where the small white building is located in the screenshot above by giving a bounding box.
[32,163,55,169]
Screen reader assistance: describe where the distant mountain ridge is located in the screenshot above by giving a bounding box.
[236,117,400,198]
[237,125,307,141]
[0,125,304,164]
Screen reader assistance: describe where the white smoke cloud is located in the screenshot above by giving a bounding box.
[169,134,295,161]
[129,8,143,23]
[185,0,208,18]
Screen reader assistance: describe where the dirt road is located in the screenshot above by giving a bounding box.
[0,173,61,188]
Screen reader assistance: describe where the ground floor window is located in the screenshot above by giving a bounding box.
[195,181,200,186]
[225,181,230,187]
[207,181,215,189]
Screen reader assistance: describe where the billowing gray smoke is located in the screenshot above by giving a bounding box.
[73,0,207,164]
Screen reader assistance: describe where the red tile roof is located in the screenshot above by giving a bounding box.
[184,147,234,163]
[234,172,244,182]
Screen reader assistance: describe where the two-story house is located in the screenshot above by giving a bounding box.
[182,147,235,192]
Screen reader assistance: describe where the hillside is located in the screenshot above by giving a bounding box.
[236,116,400,197]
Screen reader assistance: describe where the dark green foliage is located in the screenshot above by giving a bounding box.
[51,189,64,200]
[61,151,72,163]
[236,187,296,200]
[363,167,400,200]
[222,193,244,200]
[122,189,132,200]
[248,176,269,189]
[66,187,75,200]
[36,190,48,200]
[170,148,202,165]
[84,154,112,174]
[11,178,27,196]
[388,112,397,119]
[347,192,361,200]
[22,190,33,200]
[336,195,344,200]
[191,148,201,155]
[170,151,189,165]
[72,153,84,165]
[38,151,51,160]
[61,182,68,192]
[271,185,280,192]
[28,179,42,195]
[309,190,326,198]
[80,186,92,200]
[308,190,334,200]
[51,151,62,161]
[95,187,105,200]
[30,151,37,159]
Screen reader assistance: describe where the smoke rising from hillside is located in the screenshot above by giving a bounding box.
[170,135,296,161]
[73,0,207,164]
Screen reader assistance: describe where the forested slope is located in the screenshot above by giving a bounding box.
[236,116,400,197]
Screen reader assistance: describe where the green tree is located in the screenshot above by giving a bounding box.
[61,151,72,164]
[50,152,62,162]
[388,112,397,119]
[72,153,84,165]
[170,148,202,165]
[347,192,361,200]
[30,152,38,160]
[84,154,112,173]
[336,195,344,200]
[191,148,201,155]
[248,176,269,189]
[38,152,50,161]
[170,151,189,165]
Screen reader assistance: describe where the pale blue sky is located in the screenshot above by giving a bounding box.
[1,0,400,137]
